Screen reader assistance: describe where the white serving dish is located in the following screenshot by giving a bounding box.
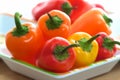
[0,13,120,80]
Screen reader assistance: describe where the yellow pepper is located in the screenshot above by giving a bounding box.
[68,32,99,68]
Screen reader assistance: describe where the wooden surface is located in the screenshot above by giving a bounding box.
[0,59,120,80]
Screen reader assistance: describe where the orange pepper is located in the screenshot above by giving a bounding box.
[69,8,112,36]
[5,12,45,65]
[37,10,71,40]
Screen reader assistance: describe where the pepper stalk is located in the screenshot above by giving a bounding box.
[54,43,80,61]
[103,37,120,51]
[76,34,100,52]
[12,12,28,37]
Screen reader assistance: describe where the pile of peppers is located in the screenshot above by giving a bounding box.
[5,0,120,73]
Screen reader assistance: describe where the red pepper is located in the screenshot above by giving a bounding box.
[68,0,94,23]
[95,32,120,61]
[37,37,77,73]
[32,0,72,21]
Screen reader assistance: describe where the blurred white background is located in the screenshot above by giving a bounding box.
[0,0,48,19]
[0,0,120,19]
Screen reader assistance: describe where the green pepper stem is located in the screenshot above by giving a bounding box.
[46,13,63,30]
[47,13,55,24]
[86,34,100,44]
[103,37,120,50]
[103,14,113,26]
[106,40,120,45]
[60,43,80,53]
[62,2,73,15]
[14,12,22,30]
[12,12,28,37]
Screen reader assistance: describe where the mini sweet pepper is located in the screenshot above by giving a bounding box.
[70,8,112,36]
[37,37,76,73]
[32,0,72,21]
[68,0,94,23]
[37,10,71,40]
[95,32,120,61]
[5,12,44,65]
[68,32,99,67]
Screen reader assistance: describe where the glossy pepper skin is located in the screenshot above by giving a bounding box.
[37,10,71,40]
[5,12,45,65]
[95,32,120,61]
[68,0,94,23]
[32,0,72,21]
[70,8,112,36]
[68,32,99,67]
[37,37,76,73]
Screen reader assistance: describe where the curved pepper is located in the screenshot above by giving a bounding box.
[32,0,72,21]
[5,12,45,65]
[95,32,120,61]
[68,32,99,67]
[37,37,76,73]
[70,8,112,36]
[37,10,71,40]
